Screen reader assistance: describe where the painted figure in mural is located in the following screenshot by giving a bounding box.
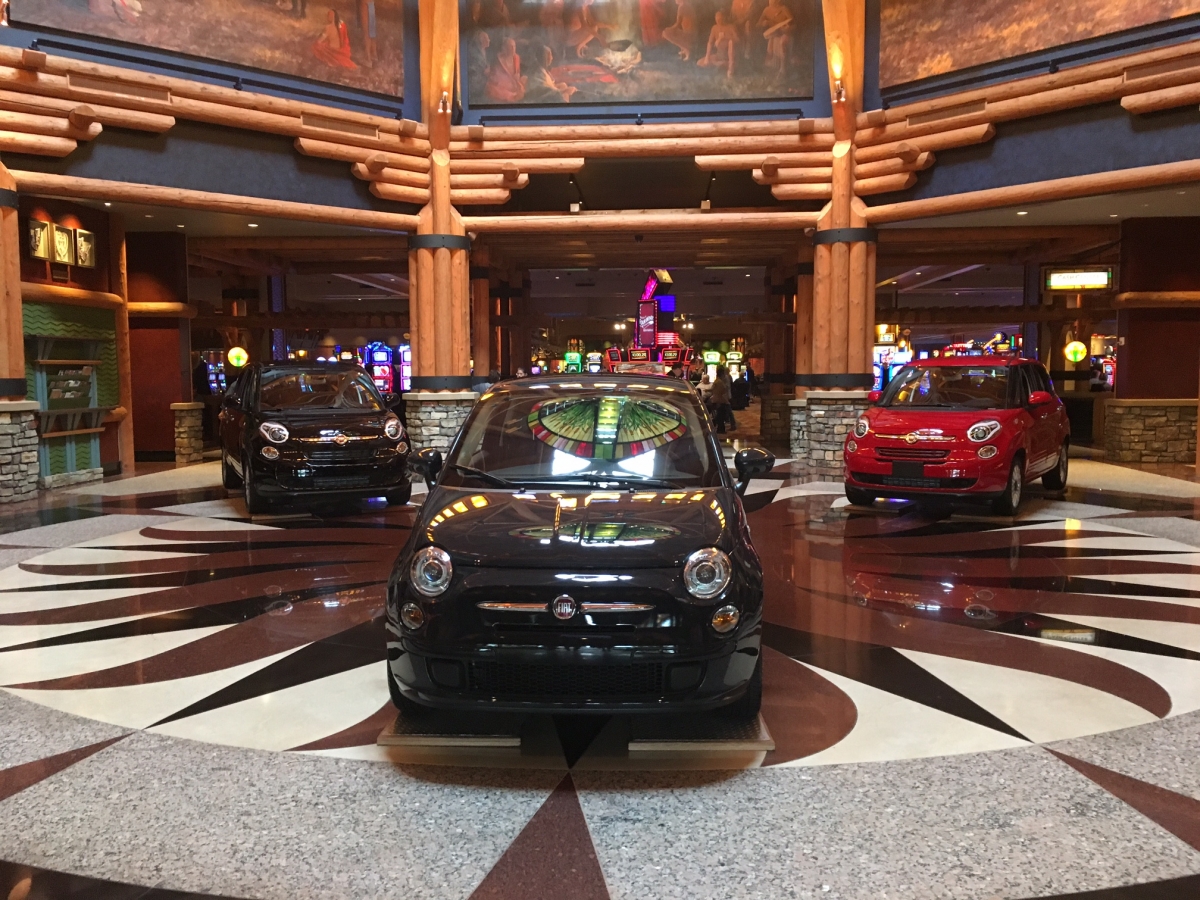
[486,36,527,102]
[313,9,357,69]
[662,0,698,61]
[697,9,739,77]
[538,0,566,61]
[469,30,491,88]
[639,0,670,47]
[566,0,607,58]
[478,0,512,29]
[525,44,578,102]
[759,0,794,77]
[730,0,757,60]
[357,0,377,67]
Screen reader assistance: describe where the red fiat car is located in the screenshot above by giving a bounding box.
[843,358,1070,514]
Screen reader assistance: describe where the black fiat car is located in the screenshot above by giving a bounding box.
[385,375,774,717]
[219,362,412,514]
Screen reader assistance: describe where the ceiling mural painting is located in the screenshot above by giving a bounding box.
[465,0,816,106]
[11,0,403,96]
[881,0,1200,87]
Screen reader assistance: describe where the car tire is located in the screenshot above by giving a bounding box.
[222,452,242,489]
[845,486,876,507]
[387,662,429,718]
[1042,442,1069,491]
[992,456,1025,516]
[719,654,762,720]
[242,456,269,516]
[387,483,413,506]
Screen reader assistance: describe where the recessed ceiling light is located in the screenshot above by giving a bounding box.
[248,223,259,228]
[1178,190,1187,195]
[1110,214,1119,218]
[1016,211,1029,216]
[103,202,112,207]
[177,224,185,228]
[144,214,153,218]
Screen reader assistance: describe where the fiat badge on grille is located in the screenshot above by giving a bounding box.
[334,433,350,445]
[550,594,577,620]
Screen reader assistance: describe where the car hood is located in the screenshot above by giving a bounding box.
[256,409,397,437]
[866,406,1014,437]
[419,486,730,568]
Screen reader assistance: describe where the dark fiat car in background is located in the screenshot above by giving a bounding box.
[220,363,412,514]
[843,357,1070,514]
[386,375,775,717]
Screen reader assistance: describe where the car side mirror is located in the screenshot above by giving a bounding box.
[381,391,401,409]
[409,447,443,488]
[1028,390,1053,406]
[733,447,775,496]
[867,390,882,403]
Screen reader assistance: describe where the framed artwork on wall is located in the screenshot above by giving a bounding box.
[51,224,76,266]
[28,219,50,260]
[74,229,96,269]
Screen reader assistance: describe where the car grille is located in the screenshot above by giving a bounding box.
[311,472,374,489]
[876,447,951,461]
[467,661,665,697]
[853,472,978,490]
[303,444,385,464]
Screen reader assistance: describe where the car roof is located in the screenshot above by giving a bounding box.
[254,362,363,372]
[912,357,1040,368]
[486,374,696,394]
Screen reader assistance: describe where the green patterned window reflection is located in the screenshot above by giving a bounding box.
[528,397,687,459]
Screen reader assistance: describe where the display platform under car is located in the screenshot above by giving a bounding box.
[385,375,775,719]
[219,362,413,515]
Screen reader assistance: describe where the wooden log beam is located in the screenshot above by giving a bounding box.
[771,182,835,200]
[450,134,837,159]
[753,166,833,185]
[295,137,431,173]
[854,152,934,180]
[0,90,174,132]
[449,188,511,205]
[1122,82,1200,115]
[853,124,995,164]
[0,108,101,140]
[22,281,122,308]
[449,119,834,141]
[866,157,1200,224]
[854,172,917,196]
[449,158,584,174]
[370,181,432,205]
[350,162,430,188]
[192,235,408,252]
[127,301,197,317]
[0,130,76,157]
[822,0,866,140]
[695,150,832,171]
[450,173,529,190]
[15,171,420,232]
[1114,291,1200,306]
[463,209,822,233]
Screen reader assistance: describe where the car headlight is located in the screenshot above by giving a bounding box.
[854,416,870,438]
[384,416,404,440]
[410,546,453,597]
[259,421,289,444]
[683,547,732,600]
[967,420,1001,443]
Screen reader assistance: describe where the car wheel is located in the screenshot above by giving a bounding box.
[386,482,413,506]
[242,456,269,515]
[992,456,1024,516]
[844,486,876,507]
[387,662,429,718]
[719,654,762,720]
[1042,442,1069,491]
[221,452,242,489]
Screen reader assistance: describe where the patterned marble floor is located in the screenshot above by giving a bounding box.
[1,459,1200,899]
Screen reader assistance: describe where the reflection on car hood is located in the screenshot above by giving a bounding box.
[868,407,1015,434]
[419,486,729,567]
[257,410,394,436]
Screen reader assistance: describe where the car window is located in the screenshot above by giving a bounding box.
[880,365,1009,409]
[1032,364,1054,395]
[225,373,247,406]
[257,369,383,411]
[443,384,722,488]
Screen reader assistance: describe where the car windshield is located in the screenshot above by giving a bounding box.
[881,365,1009,410]
[442,383,723,489]
[257,369,382,411]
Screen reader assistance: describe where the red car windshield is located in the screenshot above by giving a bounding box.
[880,365,1010,410]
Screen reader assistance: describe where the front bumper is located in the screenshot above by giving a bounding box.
[249,452,410,498]
[844,444,1011,498]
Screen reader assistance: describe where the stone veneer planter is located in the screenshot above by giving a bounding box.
[790,390,871,482]
[758,394,792,448]
[0,401,40,503]
[1103,398,1197,463]
[402,391,479,456]
[171,402,206,465]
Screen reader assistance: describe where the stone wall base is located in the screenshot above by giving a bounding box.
[40,467,104,490]
[788,399,808,479]
[171,402,206,465]
[790,391,870,482]
[0,403,40,504]
[759,394,792,448]
[402,391,478,457]
[1104,400,1197,463]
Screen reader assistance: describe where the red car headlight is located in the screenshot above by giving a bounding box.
[967,420,1002,442]
[853,416,870,438]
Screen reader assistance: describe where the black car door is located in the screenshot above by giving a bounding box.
[220,370,251,473]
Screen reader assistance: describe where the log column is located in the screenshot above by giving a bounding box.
[109,215,135,473]
[470,244,491,383]
[404,0,475,454]
[0,161,38,503]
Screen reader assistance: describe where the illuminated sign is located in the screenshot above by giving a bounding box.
[226,346,249,368]
[637,300,658,348]
[641,275,658,301]
[703,351,722,364]
[628,349,650,361]
[875,324,898,345]
[1045,269,1113,291]
[1064,340,1088,363]
[652,268,673,284]
[662,349,681,362]
[725,351,743,362]
[657,295,676,312]
[563,351,582,373]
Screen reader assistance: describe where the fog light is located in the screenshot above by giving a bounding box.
[396,441,409,454]
[977,445,998,459]
[400,603,425,630]
[711,605,740,633]
[846,440,857,453]
[260,446,279,460]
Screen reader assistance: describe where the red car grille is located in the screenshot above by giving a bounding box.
[876,447,951,461]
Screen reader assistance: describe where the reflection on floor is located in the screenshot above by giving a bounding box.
[1,460,1200,898]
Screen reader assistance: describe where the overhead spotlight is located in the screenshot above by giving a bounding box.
[1016,211,1029,216]
[103,202,112,207]
[248,223,259,228]
[834,79,846,103]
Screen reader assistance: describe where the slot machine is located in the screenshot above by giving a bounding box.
[363,342,394,393]
[564,351,583,373]
[586,351,604,373]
